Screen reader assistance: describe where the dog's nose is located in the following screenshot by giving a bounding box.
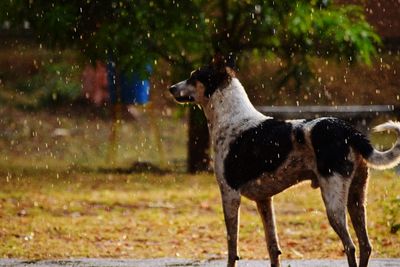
[169,85,178,95]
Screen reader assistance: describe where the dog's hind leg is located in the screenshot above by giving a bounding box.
[348,163,372,267]
[256,197,282,267]
[319,175,357,267]
[220,185,241,267]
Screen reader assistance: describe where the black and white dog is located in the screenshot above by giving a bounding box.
[169,57,400,267]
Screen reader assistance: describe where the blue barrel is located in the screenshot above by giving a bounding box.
[107,62,150,105]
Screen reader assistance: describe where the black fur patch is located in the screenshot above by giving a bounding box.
[294,126,306,144]
[348,129,374,158]
[224,119,293,190]
[187,66,230,98]
[311,118,372,178]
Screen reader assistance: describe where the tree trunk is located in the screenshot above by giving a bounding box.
[187,105,210,173]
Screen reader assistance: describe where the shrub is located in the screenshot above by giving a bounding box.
[34,62,82,106]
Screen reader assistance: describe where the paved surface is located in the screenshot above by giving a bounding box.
[1,258,399,267]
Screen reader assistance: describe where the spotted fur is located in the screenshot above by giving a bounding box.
[169,59,400,267]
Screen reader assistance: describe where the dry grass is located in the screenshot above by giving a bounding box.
[0,99,399,261]
[0,168,399,260]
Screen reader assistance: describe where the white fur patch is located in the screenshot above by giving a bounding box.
[373,120,400,134]
[367,120,400,169]
[203,78,269,184]
[319,174,350,215]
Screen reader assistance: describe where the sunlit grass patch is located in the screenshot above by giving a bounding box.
[0,105,399,260]
[0,106,188,173]
[0,168,399,260]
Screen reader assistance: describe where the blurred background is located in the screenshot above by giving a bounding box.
[0,0,399,260]
[1,0,399,173]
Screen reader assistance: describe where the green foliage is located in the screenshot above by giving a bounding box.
[35,62,82,106]
[13,61,81,107]
[275,2,381,90]
[1,0,380,89]
[1,0,209,77]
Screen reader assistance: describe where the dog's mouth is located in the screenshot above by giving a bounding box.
[173,95,195,103]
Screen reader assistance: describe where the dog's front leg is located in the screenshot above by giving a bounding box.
[256,197,282,267]
[220,185,241,267]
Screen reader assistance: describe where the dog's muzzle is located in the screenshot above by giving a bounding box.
[169,85,194,103]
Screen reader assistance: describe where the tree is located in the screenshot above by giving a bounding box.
[1,0,380,172]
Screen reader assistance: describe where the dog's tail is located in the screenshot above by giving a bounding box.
[351,121,400,169]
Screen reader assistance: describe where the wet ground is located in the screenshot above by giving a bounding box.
[1,258,399,267]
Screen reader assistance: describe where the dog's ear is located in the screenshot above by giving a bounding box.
[210,52,236,75]
[225,53,236,77]
[210,53,226,72]
[225,52,236,70]
[199,53,234,97]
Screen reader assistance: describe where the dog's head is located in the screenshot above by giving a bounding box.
[169,54,236,105]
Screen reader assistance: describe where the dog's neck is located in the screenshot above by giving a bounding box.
[203,78,267,143]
